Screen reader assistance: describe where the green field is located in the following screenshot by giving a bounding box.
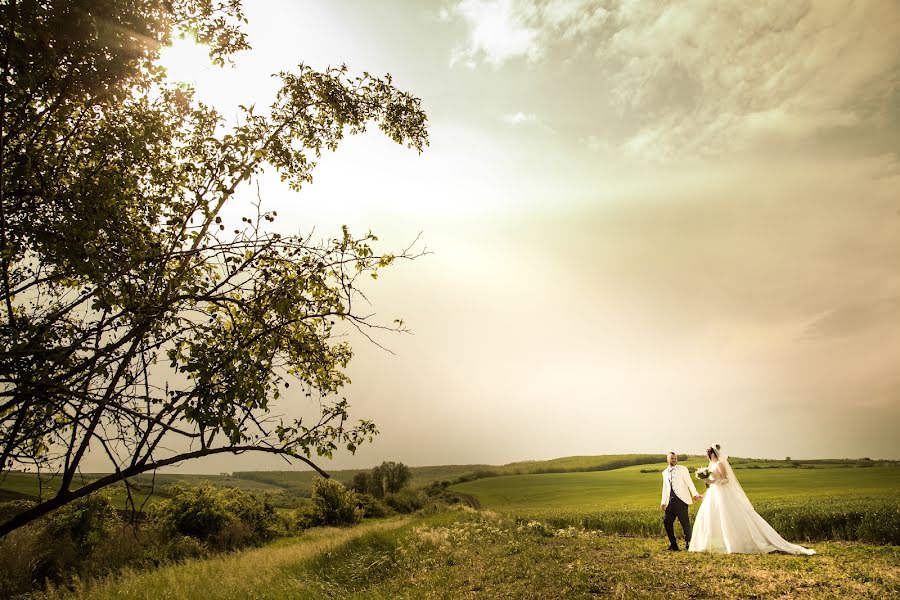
[448,461,900,546]
[450,460,900,512]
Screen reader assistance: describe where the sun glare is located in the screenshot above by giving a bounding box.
[158,34,213,84]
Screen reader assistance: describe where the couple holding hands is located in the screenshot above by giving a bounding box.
[660,445,815,555]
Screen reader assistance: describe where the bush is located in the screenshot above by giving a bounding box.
[356,493,392,519]
[471,469,499,479]
[383,489,427,514]
[0,493,122,596]
[149,483,279,551]
[0,498,36,523]
[44,492,120,549]
[0,519,45,598]
[0,484,294,597]
[305,478,362,527]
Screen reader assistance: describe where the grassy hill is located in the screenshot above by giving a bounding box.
[449,459,900,545]
[232,463,496,493]
[233,453,668,492]
[450,459,900,513]
[0,471,287,511]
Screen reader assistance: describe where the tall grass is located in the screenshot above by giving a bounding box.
[32,506,900,599]
[35,519,410,600]
[503,497,900,545]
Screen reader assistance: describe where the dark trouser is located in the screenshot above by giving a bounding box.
[663,495,691,550]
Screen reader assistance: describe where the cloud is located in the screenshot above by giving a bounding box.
[444,0,900,161]
[502,111,536,125]
[444,0,607,67]
[602,1,900,161]
[501,111,555,132]
[801,298,900,341]
[445,0,541,68]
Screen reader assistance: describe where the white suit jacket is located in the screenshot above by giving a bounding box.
[660,464,700,506]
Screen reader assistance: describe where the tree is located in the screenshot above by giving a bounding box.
[0,1,428,537]
[306,477,361,527]
[371,460,411,495]
[350,471,371,495]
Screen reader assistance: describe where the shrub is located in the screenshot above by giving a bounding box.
[0,498,36,523]
[152,533,209,563]
[149,483,279,550]
[1,484,291,597]
[0,519,45,598]
[471,469,499,479]
[356,492,392,519]
[44,492,120,549]
[306,478,362,526]
[0,493,121,596]
[383,489,427,514]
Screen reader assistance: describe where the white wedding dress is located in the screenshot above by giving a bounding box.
[688,451,815,555]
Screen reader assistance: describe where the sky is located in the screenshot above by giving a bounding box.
[140,0,900,473]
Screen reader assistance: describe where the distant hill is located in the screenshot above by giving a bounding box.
[232,454,667,493]
[233,463,495,492]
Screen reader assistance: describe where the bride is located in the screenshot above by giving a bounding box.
[688,444,815,555]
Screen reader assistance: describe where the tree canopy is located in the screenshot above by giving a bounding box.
[0,0,428,536]
[351,460,411,498]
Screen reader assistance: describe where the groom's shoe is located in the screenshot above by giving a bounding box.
[667,545,680,552]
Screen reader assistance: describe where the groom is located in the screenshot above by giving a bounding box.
[660,451,702,551]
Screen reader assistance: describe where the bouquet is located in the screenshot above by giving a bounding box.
[695,467,711,480]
